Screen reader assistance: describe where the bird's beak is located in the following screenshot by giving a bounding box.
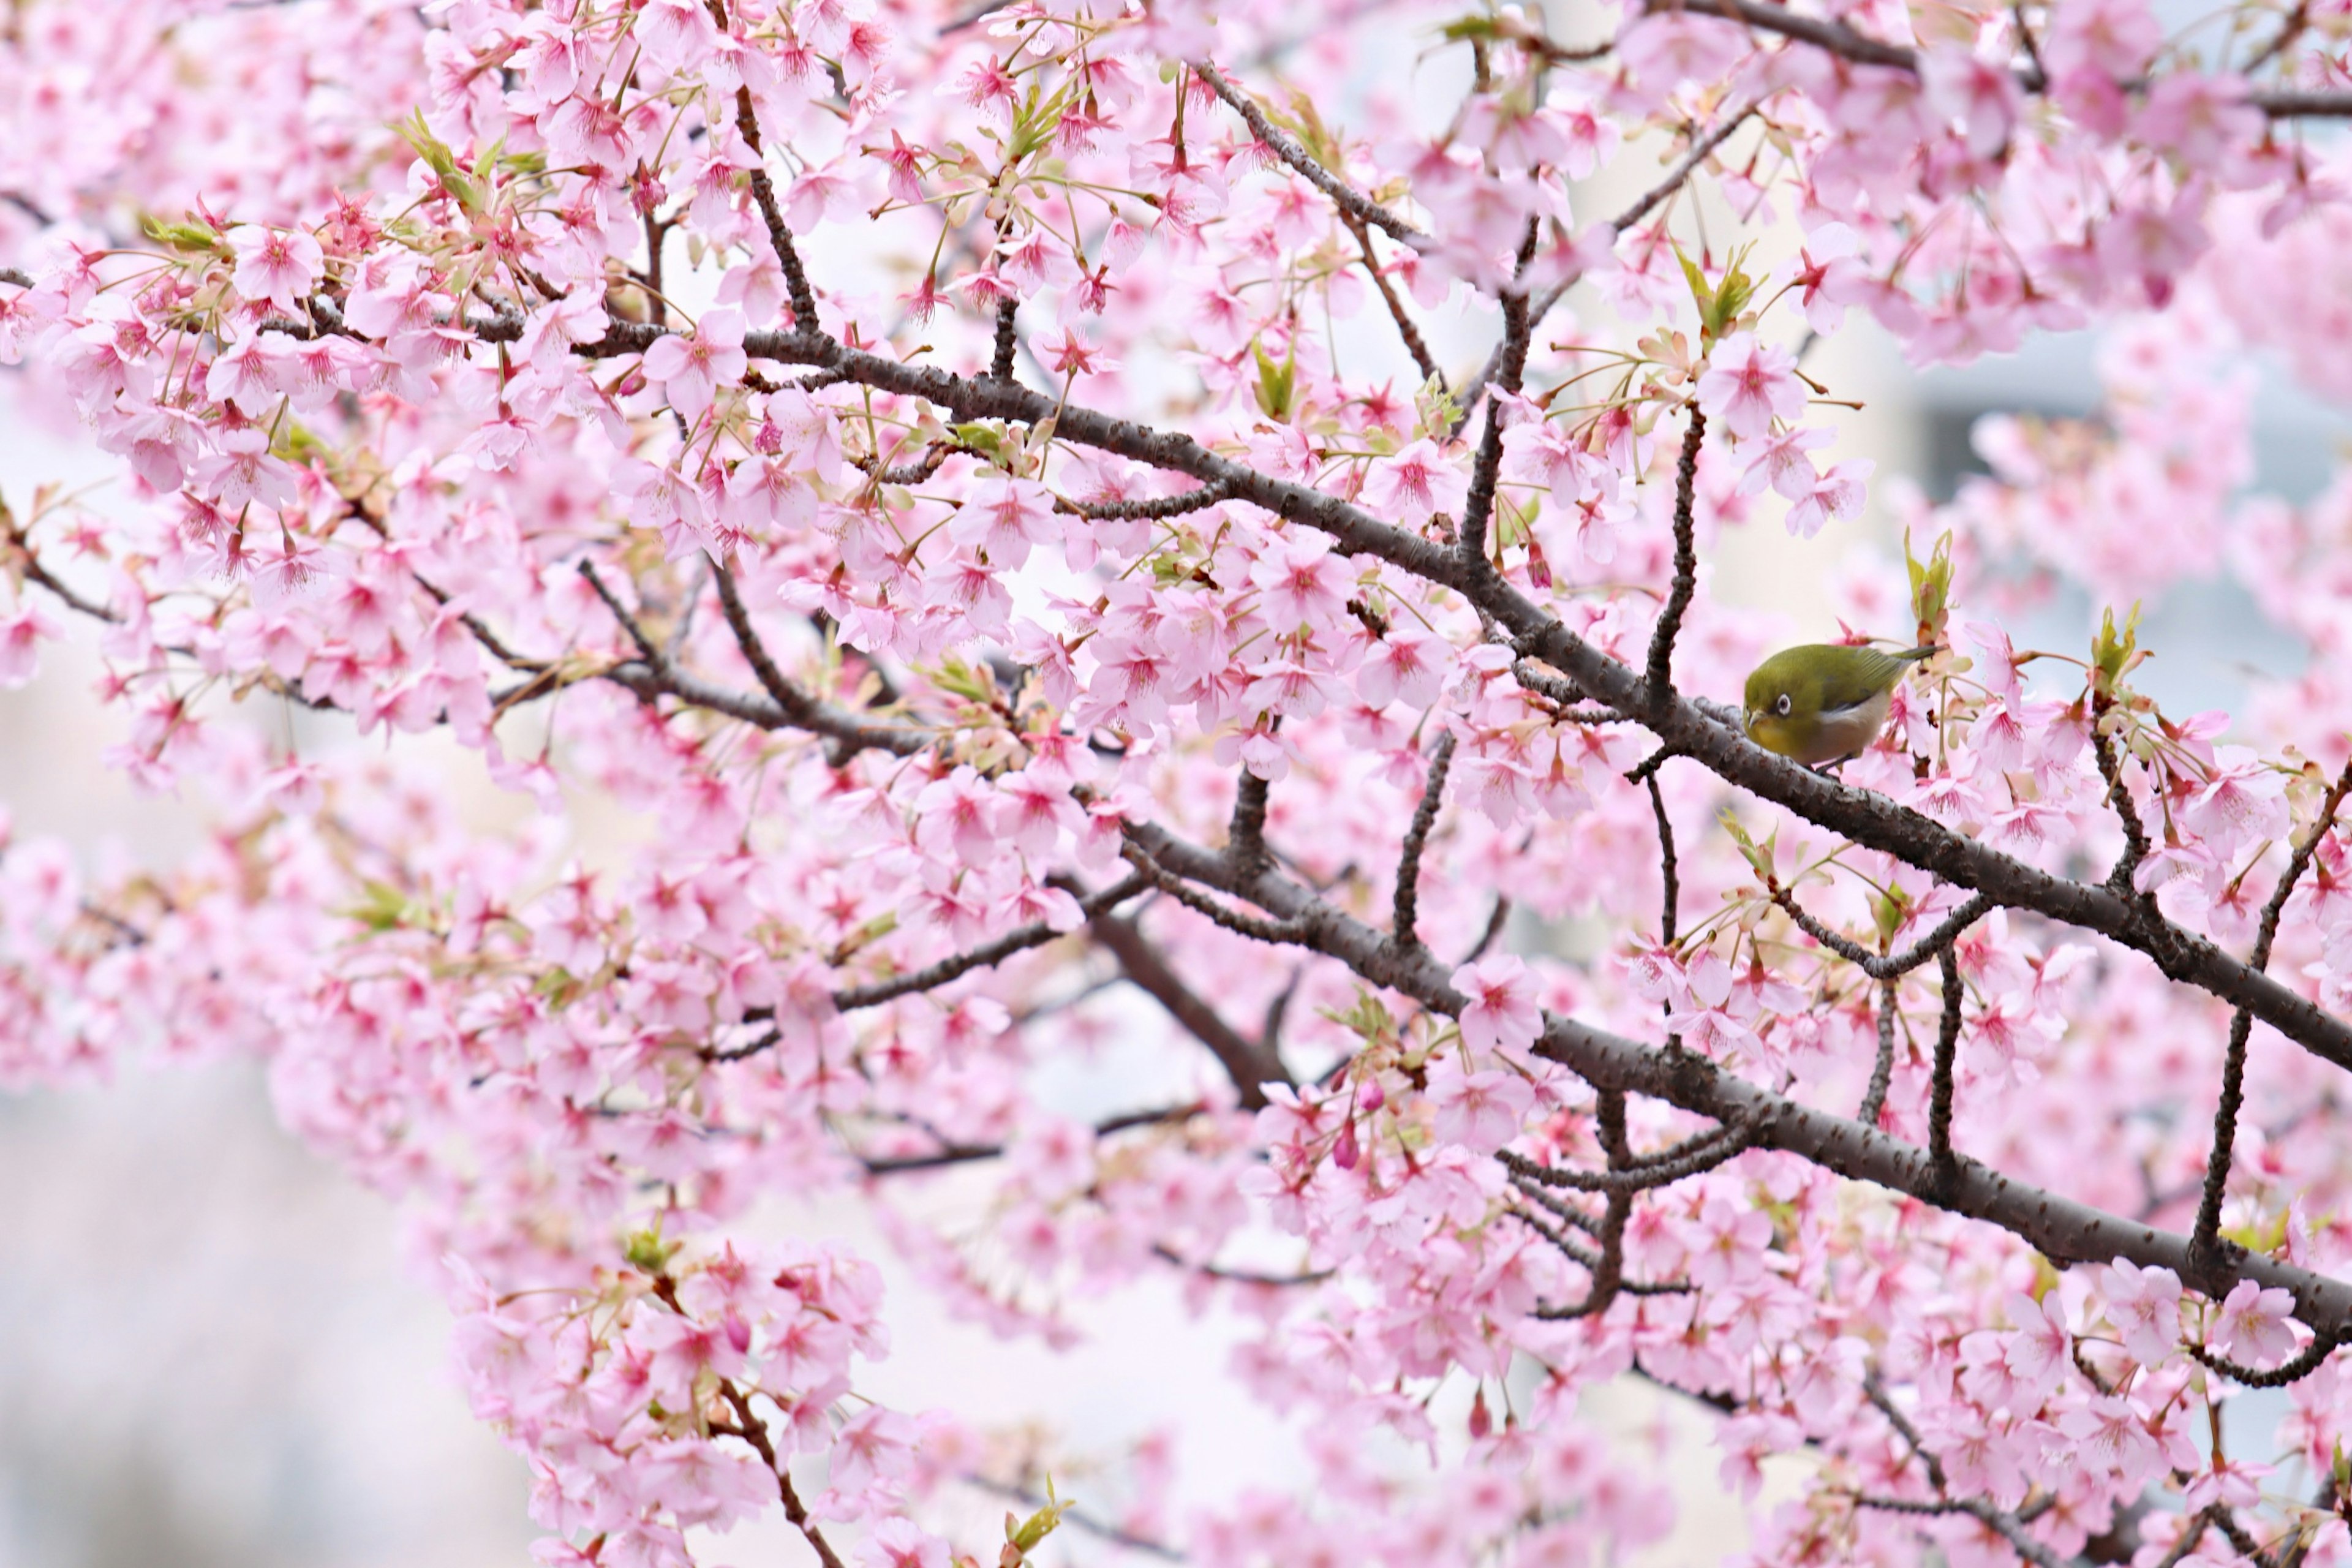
[1741,708,1755,736]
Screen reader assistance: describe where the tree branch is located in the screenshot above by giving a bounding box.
[2188,1330,2345,1389]
[1118,816,2352,1335]
[1774,886,1995,979]
[1393,731,1456,949]
[2196,760,2352,1269]
[1091,908,1292,1109]
[1191,59,1427,244]
[1928,945,1963,1194]
[824,873,1151,1015]
[1860,978,1898,1128]
[1643,408,1708,716]
[312,296,2352,1087]
[1662,0,2352,118]
[731,86,820,328]
[1344,214,1444,387]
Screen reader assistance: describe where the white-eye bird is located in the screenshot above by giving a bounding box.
[1742,643,1939,767]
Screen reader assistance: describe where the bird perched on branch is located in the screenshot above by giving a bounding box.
[1741,643,1939,767]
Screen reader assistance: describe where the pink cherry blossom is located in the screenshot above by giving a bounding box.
[1694,333,1805,440]
[1451,955,1542,1056]
[643,307,750,424]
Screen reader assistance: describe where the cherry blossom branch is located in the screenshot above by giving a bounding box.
[1059,478,1235,521]
[1455,101,1758,428]
[1610,101,1763,233]
[2090,722,2154,894]
[988,296,1020,383]
[853,1102,1202,1175]
[1845,1493,2067,1568]
[1091,908,1292,1107]
[1190,59,1426,244]
[1510,658,1616,718]
[1642,408,1708,713]
[1117,837,1316,946]
[1148,1242,1332,1287]
[2208,1509,2275,1567]
[2188,1329,2346,1389]
[1392,731,1455,949]
[716,1382,848,1568]
[1501,1119,1755,1192]
[1456,260,1537,574]
[576,555,929,754]
[730,85,820,329]
[1226,769,1272,875]
[1660,0,2352,117]
[964,1477,1185,1561]
[1773,886,1996,979]
[1509,1202,1689,1310]
[827,872,1151,1012]
[2194,761,2352,1270]
[1648,771,1681,944]
[1860,978,1898,1128]
[1862,1370,1948,1491]
[2149,1510,2222,1568]
[1556,1089,1635,1317]
[521,308,2352,1081]
[1116,816,2352,1333]
[1344,215,1444,388]
[1927,946,1964,1194]
[1460,895,1512,963]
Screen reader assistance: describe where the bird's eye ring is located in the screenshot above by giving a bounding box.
[1774,693,1792,717]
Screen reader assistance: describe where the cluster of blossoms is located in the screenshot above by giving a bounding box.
[12,0,2352,1561]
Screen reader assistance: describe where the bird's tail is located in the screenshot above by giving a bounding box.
[1891,644,1942,662]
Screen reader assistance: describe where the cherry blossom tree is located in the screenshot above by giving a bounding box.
[11,0,2352,1560]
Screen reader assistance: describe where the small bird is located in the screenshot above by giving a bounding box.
[1742,643,1940,767]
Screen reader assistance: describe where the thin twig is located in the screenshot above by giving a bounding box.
[854,1102,1200,1175]
[1460,895,1512,963]
[1642,409,1708,715]
[733,87,820,328]
[1647,771,1680,945]
[1455,219,1539,573]
[1344,214,1443,387]
[827,872,1151,1013]
[1393,732,1456,948]
[1501,1122,1752,1194]
[1773,887,1995,979]
[2188,1330,2345,1389]
[1093,908,1293,1107]
[1191,59,1425,243]
[2092,722,2154,896]
[2195,760,2352,1268]
[1060,478,1234,521]
[1928,946,1962,1194]
[1860,978,1898,1128]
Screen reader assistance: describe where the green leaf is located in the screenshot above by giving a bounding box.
[1905,527,1955,646]
[143,215,223,254]
[1871,883,1913,946]
[1006,1480,1067,1554]
[623,1225,680,1274]
[2092,603,2144,698]
[390,110,483,212]
[1676,245,1715,326]
[340,879,421,932]
[1717,809,1779,883]
[922,653,1001,705]
[951,421,1013,466]
[1252,337,1297,421]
